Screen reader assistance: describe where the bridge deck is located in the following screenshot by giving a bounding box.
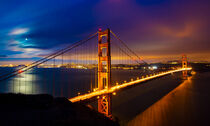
[69,68,192,103]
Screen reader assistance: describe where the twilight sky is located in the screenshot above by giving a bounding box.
[0,0,210,64]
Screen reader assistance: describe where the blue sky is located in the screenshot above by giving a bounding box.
[0,0,210,63]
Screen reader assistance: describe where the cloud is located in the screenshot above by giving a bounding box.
[9,28,29,35]
[0,55,7,58]
[0,0,210,63]
[156,23,195,38]
[19,45,50,49]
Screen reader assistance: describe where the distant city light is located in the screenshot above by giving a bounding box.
[148,66,158,70]
[152,66,158,70]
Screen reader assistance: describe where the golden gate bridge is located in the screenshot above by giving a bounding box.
[0,28,192,118]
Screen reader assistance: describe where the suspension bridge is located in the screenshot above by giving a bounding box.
[0,28,192,118]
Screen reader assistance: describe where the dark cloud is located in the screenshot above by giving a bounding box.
[0,55,7,58]
[19,45,51,49]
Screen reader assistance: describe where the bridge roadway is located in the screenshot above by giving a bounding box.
[69,68,192,103]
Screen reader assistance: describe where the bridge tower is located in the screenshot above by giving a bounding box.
[182,54,188,79]
[97,28,112,117]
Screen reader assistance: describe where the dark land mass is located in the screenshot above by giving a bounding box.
[191,63,210,72]
[0,93,119,126]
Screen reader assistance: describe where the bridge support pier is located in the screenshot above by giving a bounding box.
[98,94,112,117]
[97,28,112,117]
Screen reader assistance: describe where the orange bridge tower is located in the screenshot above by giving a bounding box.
[182,54,188,79]
[97,28,112,117]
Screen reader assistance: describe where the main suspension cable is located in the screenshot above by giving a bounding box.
[111,30,148,65]
[111,38,142,65]
[0,32,97,81]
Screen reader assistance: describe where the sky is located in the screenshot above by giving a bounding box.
[0,0,210,64]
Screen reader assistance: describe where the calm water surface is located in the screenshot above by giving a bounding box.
[1,67,209,126]
[111,72,210,126]
[0,67,153,98]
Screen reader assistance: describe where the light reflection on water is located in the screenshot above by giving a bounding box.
[127,73,210,126]
[2,68,209,125]
[8,69,41,94]
[0,67,154,98]
[127,77,193,126]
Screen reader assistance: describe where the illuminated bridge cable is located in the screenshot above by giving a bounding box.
[111,38,141,65]
[110,30,148,65]
[0,32,97,82]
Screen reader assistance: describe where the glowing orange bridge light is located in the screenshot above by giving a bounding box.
[18,70,23,73]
